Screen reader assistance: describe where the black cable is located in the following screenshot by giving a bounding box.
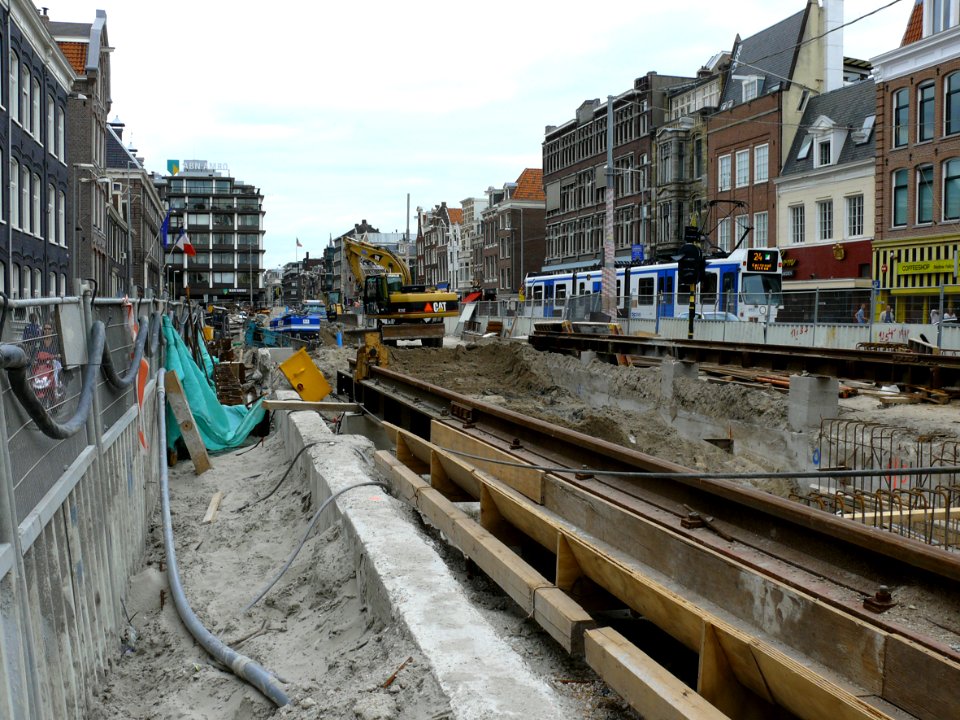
[235,441,319,513]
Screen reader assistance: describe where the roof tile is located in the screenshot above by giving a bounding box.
[901,0,923,46]
[514,168,544,201]
[58,41,87,74]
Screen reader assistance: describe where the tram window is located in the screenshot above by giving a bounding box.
[700,273,718,309]
[578,281,588,295]
[616,279,622,297]
[637,277,654,305]
[556,284,567,301]
[532,285,543,300]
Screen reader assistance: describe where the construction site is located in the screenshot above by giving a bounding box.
[1,292,959,720]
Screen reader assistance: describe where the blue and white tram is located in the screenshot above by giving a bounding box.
[525,248,783,322]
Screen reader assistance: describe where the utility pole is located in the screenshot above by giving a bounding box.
[603,95,616,318]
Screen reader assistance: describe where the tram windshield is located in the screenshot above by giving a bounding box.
[741,273,783,306]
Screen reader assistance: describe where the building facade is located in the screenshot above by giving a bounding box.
[461,196,488,289]
[0,3,74,299]
[162,161,265,305]
[53,9,116,295]
[479,169,546,298]
[872,0,960,322]
[542,73,693,274]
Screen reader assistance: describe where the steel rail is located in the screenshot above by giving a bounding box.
[343,363,960,588]
[528,331,959,387]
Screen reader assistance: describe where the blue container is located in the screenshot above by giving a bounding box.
[336,331,343,347]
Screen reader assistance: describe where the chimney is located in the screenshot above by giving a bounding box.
[823,0,844,92]
[109,115,125,140]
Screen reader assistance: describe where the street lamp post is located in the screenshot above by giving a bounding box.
[70,162,97,295]
[603,95,616,319]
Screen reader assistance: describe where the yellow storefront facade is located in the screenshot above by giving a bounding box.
[872,235,960,323]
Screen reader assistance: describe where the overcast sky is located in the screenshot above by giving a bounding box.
[52,0,915,270]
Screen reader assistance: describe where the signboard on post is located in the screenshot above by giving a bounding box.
[631,244,645,263]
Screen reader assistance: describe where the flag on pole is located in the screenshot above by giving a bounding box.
[174,228,196,257]
[296,238,302,248]
[160,210,171,248]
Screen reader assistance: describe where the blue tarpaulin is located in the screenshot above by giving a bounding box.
[163,315,265,451]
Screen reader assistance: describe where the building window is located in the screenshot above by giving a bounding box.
[947,73,960,136]
[735,149,749,187]
[20,167,28,232]
[659,142,672,183]
[753,211,768,247]
[46,96,54,155]
[734,214,749,248]
[718,217,731,252]
[816,200,833,241]
[9,160,17,229]
[20,66,29,126]
[918,82,935,141]
[718,154,731,191]
[892,169,908,227]
[917,164,934,223]
[8,52,17,124]
[56,108,64,160]
[58,190,65,245]
[790,205,805,244]
[945,158,960,219]
[931,0,954,33]
[694,138,703,178]
[893,88,909,147]
[845,195,864,237]
[46,183,54,242]
[817,139,832,167]
[31,78,39,138]
[754,144,768,183]
[32,174,40,235]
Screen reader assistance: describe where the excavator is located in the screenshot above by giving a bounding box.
[343,237,458,347]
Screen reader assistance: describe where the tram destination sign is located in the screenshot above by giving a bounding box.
[746,249,777,273]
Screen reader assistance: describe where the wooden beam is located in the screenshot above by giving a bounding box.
[164,370,211,475]
[585,626,730,720]
[699,623,772,720]
[202,491,223,524]
[262,399,360,412]
[431,420,543,503]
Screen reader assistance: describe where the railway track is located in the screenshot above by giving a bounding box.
[337,361,960,719]
[527,329,960,388]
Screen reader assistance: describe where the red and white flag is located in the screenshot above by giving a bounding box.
[174,229,197,257]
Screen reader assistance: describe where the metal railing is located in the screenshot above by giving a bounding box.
[0,290,173,718]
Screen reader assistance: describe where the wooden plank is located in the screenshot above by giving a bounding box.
[883,635,960,720]
[202,491,223,524]
[164,370,212,474]
[262,399,361,412]
[374,451,428,505]
[699,623,771,720]
[431,452,479,501]
[535,587,595,657]
[481,474,558,551]
[431,421,543,503]
[585,626,730,720]
[839,505,960,524]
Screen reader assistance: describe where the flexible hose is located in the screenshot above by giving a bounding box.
[100,314,150,389]
[157,377,290,707]
[145,311,162,358]
[243,480,384,612]
[0,321,105,439]
[235,442,318,513]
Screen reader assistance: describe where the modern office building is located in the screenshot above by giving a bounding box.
[161,160,265,305]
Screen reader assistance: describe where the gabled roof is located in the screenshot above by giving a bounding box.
[719,8,807,110]
[447,208,463,224]
[105,125,141,170]
[901,0,923,46]
[781,78,876,176]
[513,168,544,201]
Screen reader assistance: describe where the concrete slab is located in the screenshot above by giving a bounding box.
[274,392,569,719]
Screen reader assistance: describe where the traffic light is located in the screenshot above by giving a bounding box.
[676,243,703,287]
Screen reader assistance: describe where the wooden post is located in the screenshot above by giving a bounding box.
[164,370,212,475]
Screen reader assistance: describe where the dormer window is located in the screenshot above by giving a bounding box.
[734,75,762,103]
[818,139,832,167]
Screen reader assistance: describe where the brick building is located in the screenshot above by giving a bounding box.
[872,0,960,322]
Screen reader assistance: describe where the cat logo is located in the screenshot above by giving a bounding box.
[424,302,447,313]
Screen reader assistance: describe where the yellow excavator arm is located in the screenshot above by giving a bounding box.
[343,237,413,286]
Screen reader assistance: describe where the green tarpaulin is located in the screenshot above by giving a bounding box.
[163,315,265,451]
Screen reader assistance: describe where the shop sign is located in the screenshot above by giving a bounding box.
[897,259,954,275]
